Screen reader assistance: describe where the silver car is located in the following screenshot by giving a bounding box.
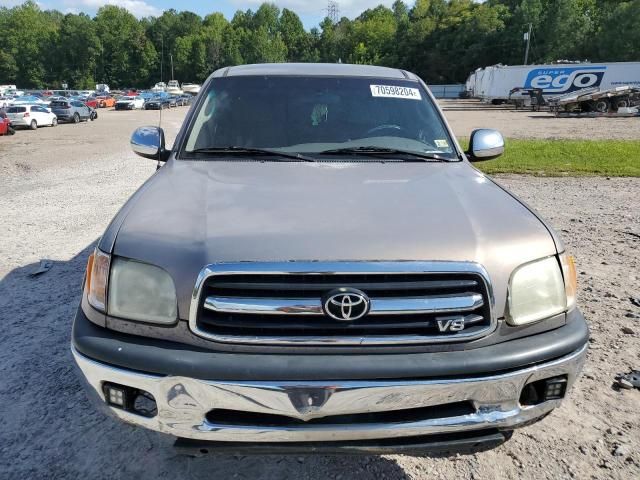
[72,63,588,456]
[49,99,90,123]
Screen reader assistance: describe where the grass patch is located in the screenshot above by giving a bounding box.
[460,138,640,176]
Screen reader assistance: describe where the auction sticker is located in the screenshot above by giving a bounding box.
[370,85,422,100]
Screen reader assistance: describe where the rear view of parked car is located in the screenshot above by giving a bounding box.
[49,100,91,123]
[6,104,57,129]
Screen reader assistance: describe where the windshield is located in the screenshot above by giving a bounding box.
[182,76,458,161]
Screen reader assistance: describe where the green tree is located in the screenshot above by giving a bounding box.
[0,1,58,87]
[349,6,398,64]
[246,27,288,63]
[278,8,312,61]
[0,0,636,88]
[95,5,156,87]
[592,0,640,61]
[253,3,280,33]
[55,13,100,88]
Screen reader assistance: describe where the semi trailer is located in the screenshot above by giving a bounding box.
[466,62,640,103]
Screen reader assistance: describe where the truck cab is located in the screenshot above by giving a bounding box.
[72,63,588,456]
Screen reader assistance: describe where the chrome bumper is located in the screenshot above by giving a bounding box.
[72,344,587,443]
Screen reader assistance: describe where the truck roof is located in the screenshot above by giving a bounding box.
[212,63,419,80]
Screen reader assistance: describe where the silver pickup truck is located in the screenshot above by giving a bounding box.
[72,63,588,456]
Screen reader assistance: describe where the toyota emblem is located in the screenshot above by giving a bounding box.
[322,288,370,321]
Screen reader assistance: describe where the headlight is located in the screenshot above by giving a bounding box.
[507,256,566,326]
[108,257,177,324]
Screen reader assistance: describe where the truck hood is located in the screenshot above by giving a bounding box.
[109,160,558,319]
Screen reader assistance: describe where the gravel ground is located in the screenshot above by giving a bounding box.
[441,99,640,140]
[0,108,639,479]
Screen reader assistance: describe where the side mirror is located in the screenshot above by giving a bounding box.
[131,126,170,162]
[467,129,504,161]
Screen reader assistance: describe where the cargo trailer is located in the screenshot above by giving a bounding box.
[466,62,640,103]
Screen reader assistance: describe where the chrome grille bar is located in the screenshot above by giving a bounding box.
[189,261,496,346]
[204,293,484,316]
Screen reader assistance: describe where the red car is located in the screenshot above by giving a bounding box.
[84,98,98,109]
[0,117,14,135]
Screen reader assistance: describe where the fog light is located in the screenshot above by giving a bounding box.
[104,383,127,408]
[102,382,157,418]
[520,375,568,406]
[543,377,567,401]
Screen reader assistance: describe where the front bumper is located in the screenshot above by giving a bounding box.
[72,340,587,444]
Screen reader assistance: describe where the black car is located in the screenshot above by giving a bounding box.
[168,96,178,108]
[171,95,186,106]
[144,97,171,110]
[178,94,193,106]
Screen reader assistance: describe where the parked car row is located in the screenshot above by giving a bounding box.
[1,85,197,115]
[1,100,98,136]
[144,94,193,110]
[1,84,194,138]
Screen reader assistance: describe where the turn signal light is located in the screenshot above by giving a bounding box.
[86,248,110,312]
[560,254,577,310]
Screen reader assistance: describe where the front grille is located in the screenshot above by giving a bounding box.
[190,262,494,346]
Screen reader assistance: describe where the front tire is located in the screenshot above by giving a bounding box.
[51,117,57,127]
[30,120,37,130]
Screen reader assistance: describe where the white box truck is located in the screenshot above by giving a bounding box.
[466,62,640,103]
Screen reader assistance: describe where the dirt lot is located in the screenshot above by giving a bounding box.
[441,99,640,140]
[0,106,639,479]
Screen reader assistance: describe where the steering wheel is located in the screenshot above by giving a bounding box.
[364,124,405,137]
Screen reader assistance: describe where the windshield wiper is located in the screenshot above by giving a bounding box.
[318,146,452,162]
[188,146,316,162]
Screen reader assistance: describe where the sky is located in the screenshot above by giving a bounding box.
[0,0,400,28]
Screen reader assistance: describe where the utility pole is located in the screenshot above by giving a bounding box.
[523,23,532,65]
[160,36,164,82]
[326,1,339,24]
[170,54,174,80]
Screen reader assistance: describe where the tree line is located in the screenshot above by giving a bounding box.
[0,0,638,89]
